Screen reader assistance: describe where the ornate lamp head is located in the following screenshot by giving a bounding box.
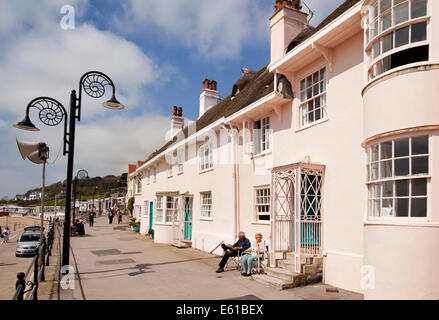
[13,114,40,132]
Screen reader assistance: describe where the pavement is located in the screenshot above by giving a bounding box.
[59,216,363,300]
[0,216,47,300]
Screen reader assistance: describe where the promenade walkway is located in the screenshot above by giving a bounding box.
[58,216,362,300]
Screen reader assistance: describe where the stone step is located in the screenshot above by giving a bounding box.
[265,267,296,282]
[278,259,296,271]
[251,274,296,290]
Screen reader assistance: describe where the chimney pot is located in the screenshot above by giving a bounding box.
[209,80,217,91]
[203,79,210,90]
[178,107,183,117]
[173,106,178,117]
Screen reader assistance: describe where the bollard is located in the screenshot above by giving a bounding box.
[15,272,25,301]
[33,252,39,301]
[40,244,46,282]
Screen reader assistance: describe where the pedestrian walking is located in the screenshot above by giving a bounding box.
[2,227,9,243]
[118,211,123,224]
[108,210,114,224]
[89,211,95,227]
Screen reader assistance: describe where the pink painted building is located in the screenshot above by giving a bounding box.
[128,0,439,299]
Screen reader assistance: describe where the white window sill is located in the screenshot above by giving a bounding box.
[252,151,272,160]
[295,117,329,133]
[200,217,213,221]
[154,222,175,226]
[251,221,271,226]
[199,167,214,175]
[364,219,439,228]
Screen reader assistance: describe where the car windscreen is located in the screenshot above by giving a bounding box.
[25,227,40,231]
[20,234,40,242]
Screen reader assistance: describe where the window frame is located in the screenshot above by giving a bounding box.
[254,186,271,223]
[299,67,328,128]
[199,142,214,173]
[155,196,164,223]
[366,134,431,222]
[200,192,213,219]
[152,167,157,183]
[253,117,271,155]
[177,153,184,174]
[136,177,142,194]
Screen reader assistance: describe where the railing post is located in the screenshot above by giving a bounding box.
[40,244,46,282]
[15,272,25,301]
[33,251,39,301]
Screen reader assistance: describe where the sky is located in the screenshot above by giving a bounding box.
[0,0,346,199]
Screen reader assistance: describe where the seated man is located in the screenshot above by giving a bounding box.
[216,232,250,273]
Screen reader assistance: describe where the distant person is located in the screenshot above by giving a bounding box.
[89,211,95,227]
[2,227,10,243]
[216,232,250,273]
[117,211,123,224]
[108,210,114,224]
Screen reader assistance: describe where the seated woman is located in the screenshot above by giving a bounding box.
[241,233,265,277]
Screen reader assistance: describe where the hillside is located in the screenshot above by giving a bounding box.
[0,173,128,207]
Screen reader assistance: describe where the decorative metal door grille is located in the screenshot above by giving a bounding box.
[271,163,325,273]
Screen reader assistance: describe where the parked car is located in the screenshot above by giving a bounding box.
[24,226,41,232]
[15,232,40,257]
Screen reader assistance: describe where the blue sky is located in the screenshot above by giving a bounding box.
[0,0,345,199]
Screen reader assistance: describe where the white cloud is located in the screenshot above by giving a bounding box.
[118,0,271,60]
[0,0,172,198]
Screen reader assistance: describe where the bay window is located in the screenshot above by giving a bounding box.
[366,0,429,80]
[366,135,430,219]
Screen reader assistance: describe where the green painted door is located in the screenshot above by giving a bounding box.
[149,201,154,240]
[183,197,193,241]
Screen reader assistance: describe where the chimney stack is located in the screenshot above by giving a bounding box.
[171,106,184,138]
[270,0,308,64]
[199,79,219,118]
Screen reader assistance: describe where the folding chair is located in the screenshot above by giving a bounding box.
[226,249,242,271]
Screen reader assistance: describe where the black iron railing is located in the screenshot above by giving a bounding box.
[12,224,56,301]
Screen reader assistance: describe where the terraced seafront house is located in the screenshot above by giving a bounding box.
[128,0,439,299]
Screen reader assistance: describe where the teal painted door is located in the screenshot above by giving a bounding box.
[149,202,154,240]
[183,197,193,241]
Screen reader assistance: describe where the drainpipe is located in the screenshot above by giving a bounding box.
[223,123,239,240]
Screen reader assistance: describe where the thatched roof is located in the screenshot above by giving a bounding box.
[286,0,361,53]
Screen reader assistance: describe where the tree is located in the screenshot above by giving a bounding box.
[128,197,135,216]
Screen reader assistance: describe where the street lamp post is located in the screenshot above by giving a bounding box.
[73,169,89,223]
[13,71,124,269]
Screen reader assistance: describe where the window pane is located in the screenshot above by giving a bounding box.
[382,181,394,197]
[371,144,379,162]
[380,0,392,13]
[412,136,428,155]
[396,198,409,217]
[394,3,409,25]
[412,156,429,175]
[373,199,380,216]
[411,22,427,43]
[373,40,381,59]
[395,138,409,157]
[395,26,409,47]
[411,198,427,217]
[382,33,394,53]
[381,160,393,178]
[396,179,410,196]
[395,158,410,176]
[412,178,427,196]
[371,163,379,181]
[381,199,394,217]
[411,0,427,19]
[381,141,392,159]
[381,11,392,32]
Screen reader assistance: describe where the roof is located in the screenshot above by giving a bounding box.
[141,64,274,167]
[286,0,362,53]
